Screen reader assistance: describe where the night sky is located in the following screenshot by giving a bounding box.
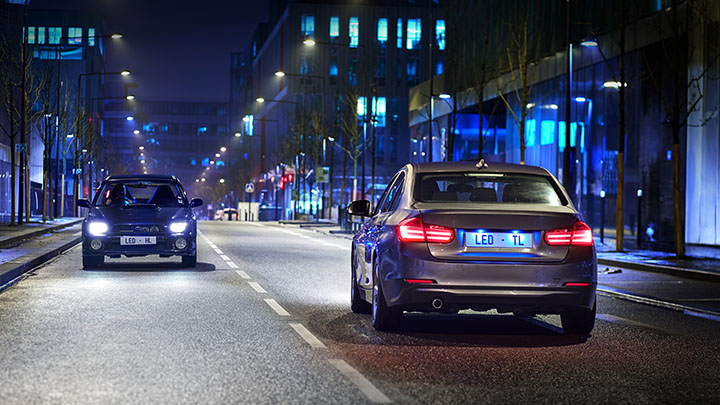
[31,0,268,102]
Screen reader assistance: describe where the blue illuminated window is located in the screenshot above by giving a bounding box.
[406,59,418,86]
[26,27,36,44]
[216,160,225,167]
[68,27,82,44]
[38,27,45,44]
[435,20,445,50]
[396,19,403,49]
[358,97,367,118]
[349,17,359,48]
[406,19,421,50]
[330,17,339,39]
[525,119,536,147]
[301,15,315,37]
[49,27,61,45]
[540,120,555,145]
[252,42,257,57]
[329,62,338,77]
[191,159,197,166]
[88,28,95,46]
[373,97,386,127]
[377,18,388,45]
[558,121,583,152]
[201,158,210,167]
[435,60,443,75]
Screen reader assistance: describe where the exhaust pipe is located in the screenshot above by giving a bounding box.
[431,298,443,310]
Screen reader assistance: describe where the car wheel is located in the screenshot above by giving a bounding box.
[182,254,197,267]
[350,249,371,314]
[561,301,596,335]
[82,255,104,269]
[371,257,402,331]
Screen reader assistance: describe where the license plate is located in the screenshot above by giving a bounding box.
[120,236,157,245]
[466,231,532,248]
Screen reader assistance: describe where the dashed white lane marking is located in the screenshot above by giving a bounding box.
[289,323,326,348]
[596,314,676,335]
[228,261,239,269]
[235,270,250,279]
[220,255,231,261]
[248,282,267,293]
[264,298,290,316]
[328,359,392,403]
[214,248,223,255]
[245,222,264,227]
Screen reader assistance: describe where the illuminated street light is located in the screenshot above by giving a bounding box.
[242,116,250,123]
[126,116,134,121]
[210,160,215,165]
[602,81,626,89]
[133,129,140,135]
[219,179,225,184]
[120,70,131,76]
[66,133,74,138]
[303,38,315,46]
[274,70,285,77]
[215,153,220,158]
[256,97,265,103]
[111,33,124,39]
[138,146,144,150]
[438,93,451,99]
[201,178,206,182]
[140,159,145,164]
[126,94,136,100]
[234,132,241,137]
[195,179,199,182]
[81,148,88,153]
[220,146,227,152]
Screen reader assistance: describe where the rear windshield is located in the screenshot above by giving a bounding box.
[414,172,565,206]
[94,181,187,207]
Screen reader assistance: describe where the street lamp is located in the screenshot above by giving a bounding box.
[234,132,242,137]
[120,70,131,76]
[220,146,227,152]
[138,146,144,150]
[303,38,316,46]
[133,129,140,135]
[126,94,135,100]
[256,97,265,103]
[110,33,123,39]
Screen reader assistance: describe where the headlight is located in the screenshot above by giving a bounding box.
[169,222,188,233]
[88,221,109,236]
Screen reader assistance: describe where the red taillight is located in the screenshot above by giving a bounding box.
[404,278,436,284]
[397,217,454,244]
[564,282,590,287]
[544,221,594,246]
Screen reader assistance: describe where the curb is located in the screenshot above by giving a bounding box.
[0,234,81,291]
[598,257,720,283]
[0,219,83,249]
[597,285,720,320]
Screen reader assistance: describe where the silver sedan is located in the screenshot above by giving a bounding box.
[347,161,596,334]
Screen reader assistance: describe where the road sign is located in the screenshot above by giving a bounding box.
[245,183,255,193]
[15,143,26,152]
[316,166,330,183]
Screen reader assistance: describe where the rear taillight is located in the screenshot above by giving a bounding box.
[544,221,594,246]
[397,217,454,244]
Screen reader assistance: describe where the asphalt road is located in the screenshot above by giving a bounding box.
[1,221,719,404]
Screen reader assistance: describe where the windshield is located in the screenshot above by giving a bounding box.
[94,181,187,207]
[414,172,565,206]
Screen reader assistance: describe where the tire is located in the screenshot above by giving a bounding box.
[350,249,371,314]
[371,257,402,331]
[561,301,596,335]
[82,255,104,269]
[182,254,197,267]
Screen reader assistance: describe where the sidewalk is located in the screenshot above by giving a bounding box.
[0,217,83,249]
[276,221,720,282]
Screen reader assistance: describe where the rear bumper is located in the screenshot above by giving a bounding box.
[380,252,596,314]
[82,234,196,258]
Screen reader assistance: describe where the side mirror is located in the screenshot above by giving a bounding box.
[190,198,203,208]
[347,200,371,217]
[77,198,91,208]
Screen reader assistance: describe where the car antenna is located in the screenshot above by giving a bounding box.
[476,159,488,169]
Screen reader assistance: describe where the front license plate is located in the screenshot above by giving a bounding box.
[120,236,157,246]
[466,232,532,248]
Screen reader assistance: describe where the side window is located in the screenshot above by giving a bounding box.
[378,173,405,213]
[387,178,405,212]
[375,173,400,215]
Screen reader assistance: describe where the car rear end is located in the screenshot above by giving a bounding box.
[382,166,596,318]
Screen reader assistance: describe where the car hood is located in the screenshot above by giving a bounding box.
[90,205,191,224]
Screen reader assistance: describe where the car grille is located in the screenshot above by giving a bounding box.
[113,224,165,234]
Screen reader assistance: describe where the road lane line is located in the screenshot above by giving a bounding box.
[214,248,223,255]
[289,323,326,348]
[598,286,720,319]
[264,298,290,316]
[235,270,250,279]
[245,222,264,227]
[248,282,267,293]
[596,314,676,335]
[220,255,231,261]
[328,359,391,403]
[227,261,239,269]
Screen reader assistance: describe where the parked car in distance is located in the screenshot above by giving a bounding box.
[77,174,203,269]
[347,161,597,334]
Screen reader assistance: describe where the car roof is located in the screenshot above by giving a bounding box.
[105,174,180,182]
[409,161,551,176]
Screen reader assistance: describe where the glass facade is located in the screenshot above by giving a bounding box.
[406,18,421,50]
[349,17,359,48]
[329,16,339,40]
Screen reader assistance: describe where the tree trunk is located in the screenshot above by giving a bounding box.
[477,94,484,160]
[672,137,684,256]
[9,89,16,225]
[616,25,626,252]
[340,139,348,209]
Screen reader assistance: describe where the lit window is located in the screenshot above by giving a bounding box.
[525,119,536,147]
[396,18,403,49]
[349,17,359,48]
[358,96,366,118]
[49,27,61,45]
[540,120,555,145]
[559,122,585,152]
[373,97,386,127]
[88,28,95,46]
[38,27,46,44]
[435,60,443,75]
[377,18,388,44]
[68,27,82,45]
[330,16,339,39]
[301,15,315,37]
[27,26,35,44]
[406,19,421,50]
[252,42,257,57]
[216,160,225,167]
[435,19,445,50]
[329,62,338,77]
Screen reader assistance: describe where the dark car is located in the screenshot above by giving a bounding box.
[77,175,203,269]
[347,161,597,334]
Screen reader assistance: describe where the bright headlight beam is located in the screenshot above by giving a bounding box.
[88,221,109,236]
[169,222,188,233]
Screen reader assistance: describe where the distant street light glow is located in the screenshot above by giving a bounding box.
[66,133,74,138]
[111,33,124,39]
[126,94,135,100]
[126,116,134,121]
[201,178,206,182]
[234,132,241,137]
[242,116,250,123]
[120,70,131,76]
[220,146,227,152]
[219,179,225,183]
[438,93,451,99]
[138,146,144,150]
[303,39,316,46]
[602,81,626,89]
[133,129,140,134]
[274,70,285,77]
[215,153,220,158]
[256,97,265,103]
